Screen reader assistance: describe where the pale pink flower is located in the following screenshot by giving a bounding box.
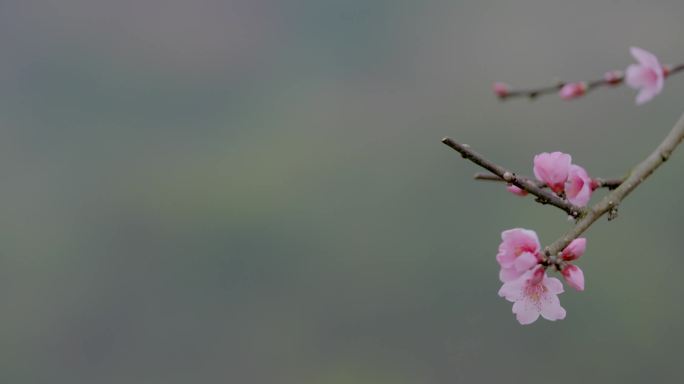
[625,47,665,105]
[533,152,572,194]
[496,228,541,282]
[506,184,528,196]
[492,82,510,98]
[560,238,586,261]
[559,82,587,100]
[565,165,593,207]
[561,264,585,291]
[498,266,567,325]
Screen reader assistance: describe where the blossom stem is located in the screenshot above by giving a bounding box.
[544,112,684,256]
[497,63,684,101]
[441,138,585,217]
[472,173,623,190]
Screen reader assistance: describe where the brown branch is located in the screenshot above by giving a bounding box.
[544,112,684,256]
[499,77,620,100]
[473,173,624,190]
[497,62,684,101]
[441,138,585,217]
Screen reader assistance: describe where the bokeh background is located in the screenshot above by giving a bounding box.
[2,0,684,383]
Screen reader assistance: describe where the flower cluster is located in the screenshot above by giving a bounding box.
[506,151,595,207]
[497,228,585,324]
[482,46,684,325]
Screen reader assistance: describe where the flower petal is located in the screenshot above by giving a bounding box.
[498,278,524,301]
[540,294,567,321]
[513,252,538,272]
[544,276,565,295]
[630,46,660,68]
[513,300,541,325]
[636,87,657,105]
[499,267,523,283]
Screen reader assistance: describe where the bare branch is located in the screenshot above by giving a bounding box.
[544,112,684,256]
[441,138,585,217]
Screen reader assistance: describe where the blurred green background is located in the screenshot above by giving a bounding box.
[2,0,684,383]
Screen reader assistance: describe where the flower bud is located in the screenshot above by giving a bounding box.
[561,238,586,261]
[559,82,587,100]
[492,82,510,98]
[561,264,585,291]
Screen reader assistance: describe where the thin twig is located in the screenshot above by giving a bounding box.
[441,138,584,217]
[473,173,624,190]
[498,63,684,101]
[544,112,684,256]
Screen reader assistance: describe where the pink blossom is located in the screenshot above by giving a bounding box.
[561,264,585,291]
[492,82,510,98]
[498,266,567,324]
[565,164,593,207]
[559,82,587,100]
[625,47,665,105]
[560,238,586,261]
[533,152,572,194]
[506,184,528,196]
[496,228,541,282]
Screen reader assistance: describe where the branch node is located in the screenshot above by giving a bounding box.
[608,206,619,221]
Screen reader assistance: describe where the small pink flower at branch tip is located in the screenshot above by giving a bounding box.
[559,82,587,100]
[625,47,665,105]
[604,70,624,85]
[492,82,510,98]
[506,184,528,196]
[561,238,586,261]
[497,228,541,283]
[533,152,572,194]
[561,264,585,291]
[566,165,593,207]
[498,266,567,324]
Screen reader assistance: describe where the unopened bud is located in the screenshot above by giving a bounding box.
[561,264,585,291]
[603,70,624,85]
[559,82,587,100]
[663,65,671,78]
[492,82,510,98]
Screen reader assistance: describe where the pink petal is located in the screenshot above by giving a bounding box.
[630,46,660,69]
[498,278,524,301]
[566,164,592,207]
[543,276,565,295]
[539,294,567,321]
[512,300,541,325]
[636,87,657,105]
[506,184,528,196]
[533,152,572,193]
[497,229,540,268]
[625,64,649,89]
[499,267,523,283]
[513,252,538,272]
